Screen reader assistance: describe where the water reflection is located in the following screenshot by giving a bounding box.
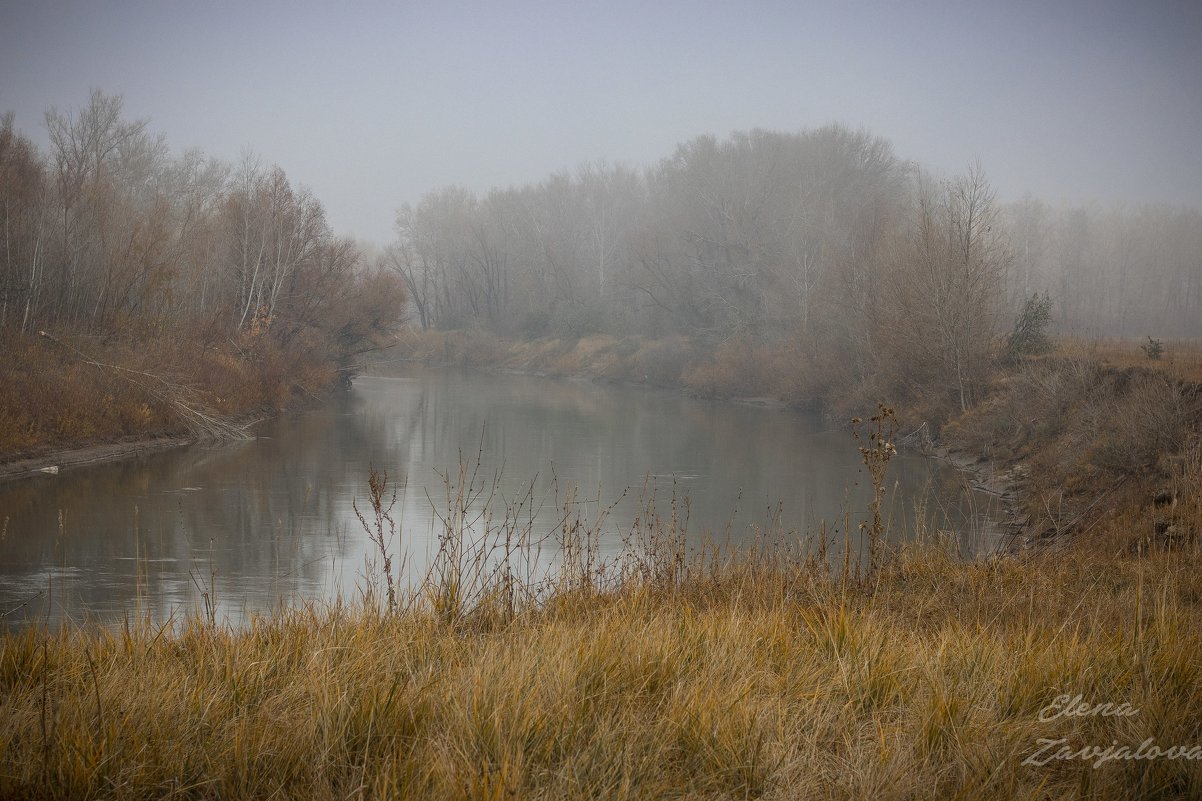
[0,366,994,629]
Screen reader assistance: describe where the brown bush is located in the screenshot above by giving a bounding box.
[681,338,813,401]
[1164,438,1202,546]
[682,339,766,398]
[628,336,697,386]
[1090,372,1197,475]
[447,329,512,368]
[946,356,1104,462]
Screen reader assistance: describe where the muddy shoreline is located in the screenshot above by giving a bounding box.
[0,435,196,484]
[924,445,1031,552]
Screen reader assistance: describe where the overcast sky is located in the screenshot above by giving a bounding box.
[3,0,1200,244]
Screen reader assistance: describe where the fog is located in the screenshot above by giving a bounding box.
[3,0,1200,246]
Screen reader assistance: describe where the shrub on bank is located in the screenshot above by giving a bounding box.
[681,337,817,404]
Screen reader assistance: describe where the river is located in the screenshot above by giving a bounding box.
[0,366,996,629]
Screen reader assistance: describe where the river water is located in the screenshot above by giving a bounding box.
[0,366,995,629]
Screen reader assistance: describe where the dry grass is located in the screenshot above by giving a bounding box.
[1052,338,1202,383]
[392,329,702,388]
[943,350,1202,546]
[680,338,796,401]
[0,334,177,455]
[2,467,1201,800]
[0,328,339,460]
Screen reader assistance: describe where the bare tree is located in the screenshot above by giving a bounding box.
[0,113,50,333]
[885,165,1010,410]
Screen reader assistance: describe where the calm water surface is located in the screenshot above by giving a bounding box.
[0,366,995,628]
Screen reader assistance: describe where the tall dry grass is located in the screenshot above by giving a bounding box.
[1052,338,1202,384]
[6,330,1201,798]
[2,463,1200,800]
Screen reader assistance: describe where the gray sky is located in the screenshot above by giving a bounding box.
[3,0,1200,244]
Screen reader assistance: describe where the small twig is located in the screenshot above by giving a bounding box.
[0,590,44,618]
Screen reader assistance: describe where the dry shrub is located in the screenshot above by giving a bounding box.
[450,328,511,368]
[392,327,450,361]
[587,336,641,382]
[1090,372,1197,475]
[548,337,597,375]
[942,353,1202,547]
[1165,438,1202,545]
[682,339,759,398]
[393,328,509,368]
[681,337,816,403]
[947,356,1105,462]
[194,349,255,414]
[567,334,617,364]
[0,406,37,452]
[682,339,777,398]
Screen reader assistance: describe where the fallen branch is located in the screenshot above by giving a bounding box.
[38,331,253,441]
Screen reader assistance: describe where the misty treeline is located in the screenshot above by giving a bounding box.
[0,90,403,366]
[388,126,1201,408]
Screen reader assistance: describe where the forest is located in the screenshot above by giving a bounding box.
[389,125,1201,345]
[4,92,1201,465]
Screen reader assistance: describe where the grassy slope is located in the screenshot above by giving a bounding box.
[0,331,338,462]
[1,540,1200,799]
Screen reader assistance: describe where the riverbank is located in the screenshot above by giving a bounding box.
[0,329,345,478]
[0,435,194,484]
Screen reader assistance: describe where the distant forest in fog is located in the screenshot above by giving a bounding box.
[388,126,1202,345]
[3,90,1199,364]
